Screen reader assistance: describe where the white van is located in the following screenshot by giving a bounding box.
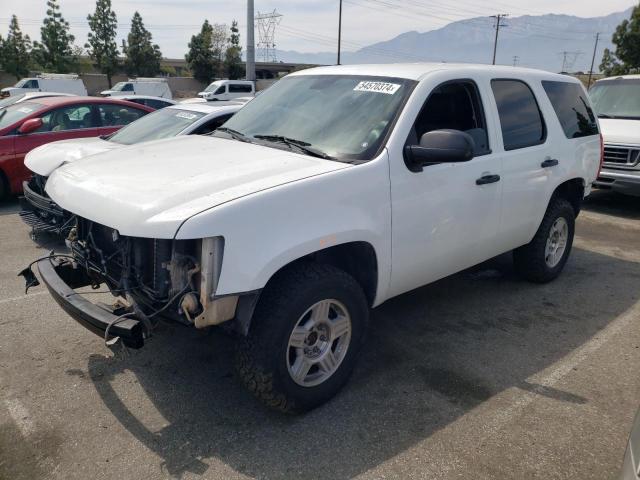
[198,80,255,101]
[589,75,640,196]
[0,73,87,98]
[101,78,172,99]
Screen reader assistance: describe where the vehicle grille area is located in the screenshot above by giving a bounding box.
[603,145,640,169]
[71,218,199,311]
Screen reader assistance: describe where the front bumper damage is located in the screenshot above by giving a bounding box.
[34,257,145,348]
[19,178,75,236]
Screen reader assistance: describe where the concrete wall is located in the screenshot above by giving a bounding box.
[0,71,207,99]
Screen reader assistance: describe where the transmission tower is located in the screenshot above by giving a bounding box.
[559,51,582,73]
[255,10,283,63]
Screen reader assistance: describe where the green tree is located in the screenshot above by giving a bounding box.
[123,12,162,77]
[600,3,640,75]
[2,15,32,80]
[86,0,119,87]
[33,0,76,73]
[185,20,217,84]
[224,20,243,80]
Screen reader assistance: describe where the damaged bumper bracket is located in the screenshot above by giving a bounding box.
[36,258,145,349]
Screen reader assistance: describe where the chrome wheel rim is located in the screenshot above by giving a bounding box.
[545,217,569,268]
[286,299,352,387]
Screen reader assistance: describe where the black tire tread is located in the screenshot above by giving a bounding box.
[235,262,368,413]
[513,197,575,283]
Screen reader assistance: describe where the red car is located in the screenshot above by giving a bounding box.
[0,96,154,197]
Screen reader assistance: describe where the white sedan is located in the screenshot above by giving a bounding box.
[21,102,243,236]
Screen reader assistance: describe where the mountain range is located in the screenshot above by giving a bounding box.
[275,7,633,72]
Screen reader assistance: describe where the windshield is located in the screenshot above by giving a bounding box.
[111,82,132,92]
[220,75,416,161]
[589,79,640,119]
[108,108,206,145]
[0,102,41,129]
[0,94,26,110]
[14,79,29,88]
[204,82,223,93]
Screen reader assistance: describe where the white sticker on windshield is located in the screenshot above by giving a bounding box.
[175,112,198,120]
[354,81,401,95]
[17,107,34,113]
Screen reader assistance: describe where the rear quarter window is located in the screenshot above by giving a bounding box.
[491,79,546,151]
[541,81,598,138]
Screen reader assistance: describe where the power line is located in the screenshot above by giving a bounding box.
[255,10,282,62]
[559,50,582,72]
[491,14,508,65]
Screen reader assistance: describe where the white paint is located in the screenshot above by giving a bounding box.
[25,103,243,176]
[4,398,36,436]
[47,64,600,306]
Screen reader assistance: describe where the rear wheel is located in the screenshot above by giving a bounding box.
[513,197,575,283]
[235,263,369,413]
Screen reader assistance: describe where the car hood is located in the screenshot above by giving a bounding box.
[599,118,640,145]
[46,135,349,238]
[25,138,118,176]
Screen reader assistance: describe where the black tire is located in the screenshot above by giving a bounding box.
[235,262,369,413]
[0,171,8,201]
[513,197,575,283]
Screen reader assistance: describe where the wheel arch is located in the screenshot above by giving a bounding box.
[551,177,585,217]
[233,241,379,336]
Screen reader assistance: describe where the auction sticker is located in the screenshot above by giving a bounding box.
[354,81,401,95]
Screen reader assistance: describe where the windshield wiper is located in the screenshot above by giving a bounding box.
[214,127,252,143]
[253,134,335,160]
[597,114,615,119]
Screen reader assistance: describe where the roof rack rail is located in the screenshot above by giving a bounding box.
[36,73,80,80]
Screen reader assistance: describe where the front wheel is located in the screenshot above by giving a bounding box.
[513,197,575,283]
[235,263,369,413]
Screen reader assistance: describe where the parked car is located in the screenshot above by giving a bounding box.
[101,78,172,99]
[0,96,153,198]
[0,92,76,110]
[198,80,255,101]
[24,64,602,413]
[620,406,640,480]
[589,75,640,196]
[21,102,242,236]
[113,95,177,110]
[1,73,87,98]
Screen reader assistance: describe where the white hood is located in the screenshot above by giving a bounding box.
[46,135,348,238]
[25,138,118,176]
[599,118,640,146]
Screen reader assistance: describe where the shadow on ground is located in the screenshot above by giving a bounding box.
[84,245,640,479]
[584,189,640,220]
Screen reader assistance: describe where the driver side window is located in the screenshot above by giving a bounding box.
[408,80,490,156]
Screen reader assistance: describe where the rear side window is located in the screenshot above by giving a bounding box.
[145,99,172,109]
[229,84,252,93]
[491,79,545,151]
[98,104,147,126]
[542,81,598,138]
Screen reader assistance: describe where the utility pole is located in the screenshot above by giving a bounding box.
[490,14,508,65]
[246,0,256,82]
[337,0,343,65]
[587,32,600,88]
[512,55,519,67]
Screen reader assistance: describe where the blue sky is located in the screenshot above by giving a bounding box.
[1,0,637,58]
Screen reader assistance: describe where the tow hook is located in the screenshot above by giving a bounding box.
[18,265,40,293]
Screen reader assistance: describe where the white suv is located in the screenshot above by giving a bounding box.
[590,75,640,196]
[25,64,602,413]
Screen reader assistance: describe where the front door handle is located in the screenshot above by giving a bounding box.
[476,174,501,185]
[541,158,559,168]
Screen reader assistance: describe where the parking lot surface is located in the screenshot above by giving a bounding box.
[1,190,639,480]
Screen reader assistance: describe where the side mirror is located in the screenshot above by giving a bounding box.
[404,129,475,172]
[18,118,43,135]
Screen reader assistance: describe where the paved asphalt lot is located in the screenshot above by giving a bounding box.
[1,190,639,480]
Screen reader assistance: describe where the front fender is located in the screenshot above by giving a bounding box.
[176,152,393,305]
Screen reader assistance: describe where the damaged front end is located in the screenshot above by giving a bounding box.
[22,217,238,348]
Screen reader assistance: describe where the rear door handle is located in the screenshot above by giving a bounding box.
[476,174,501,185]
[541,159,559,168]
